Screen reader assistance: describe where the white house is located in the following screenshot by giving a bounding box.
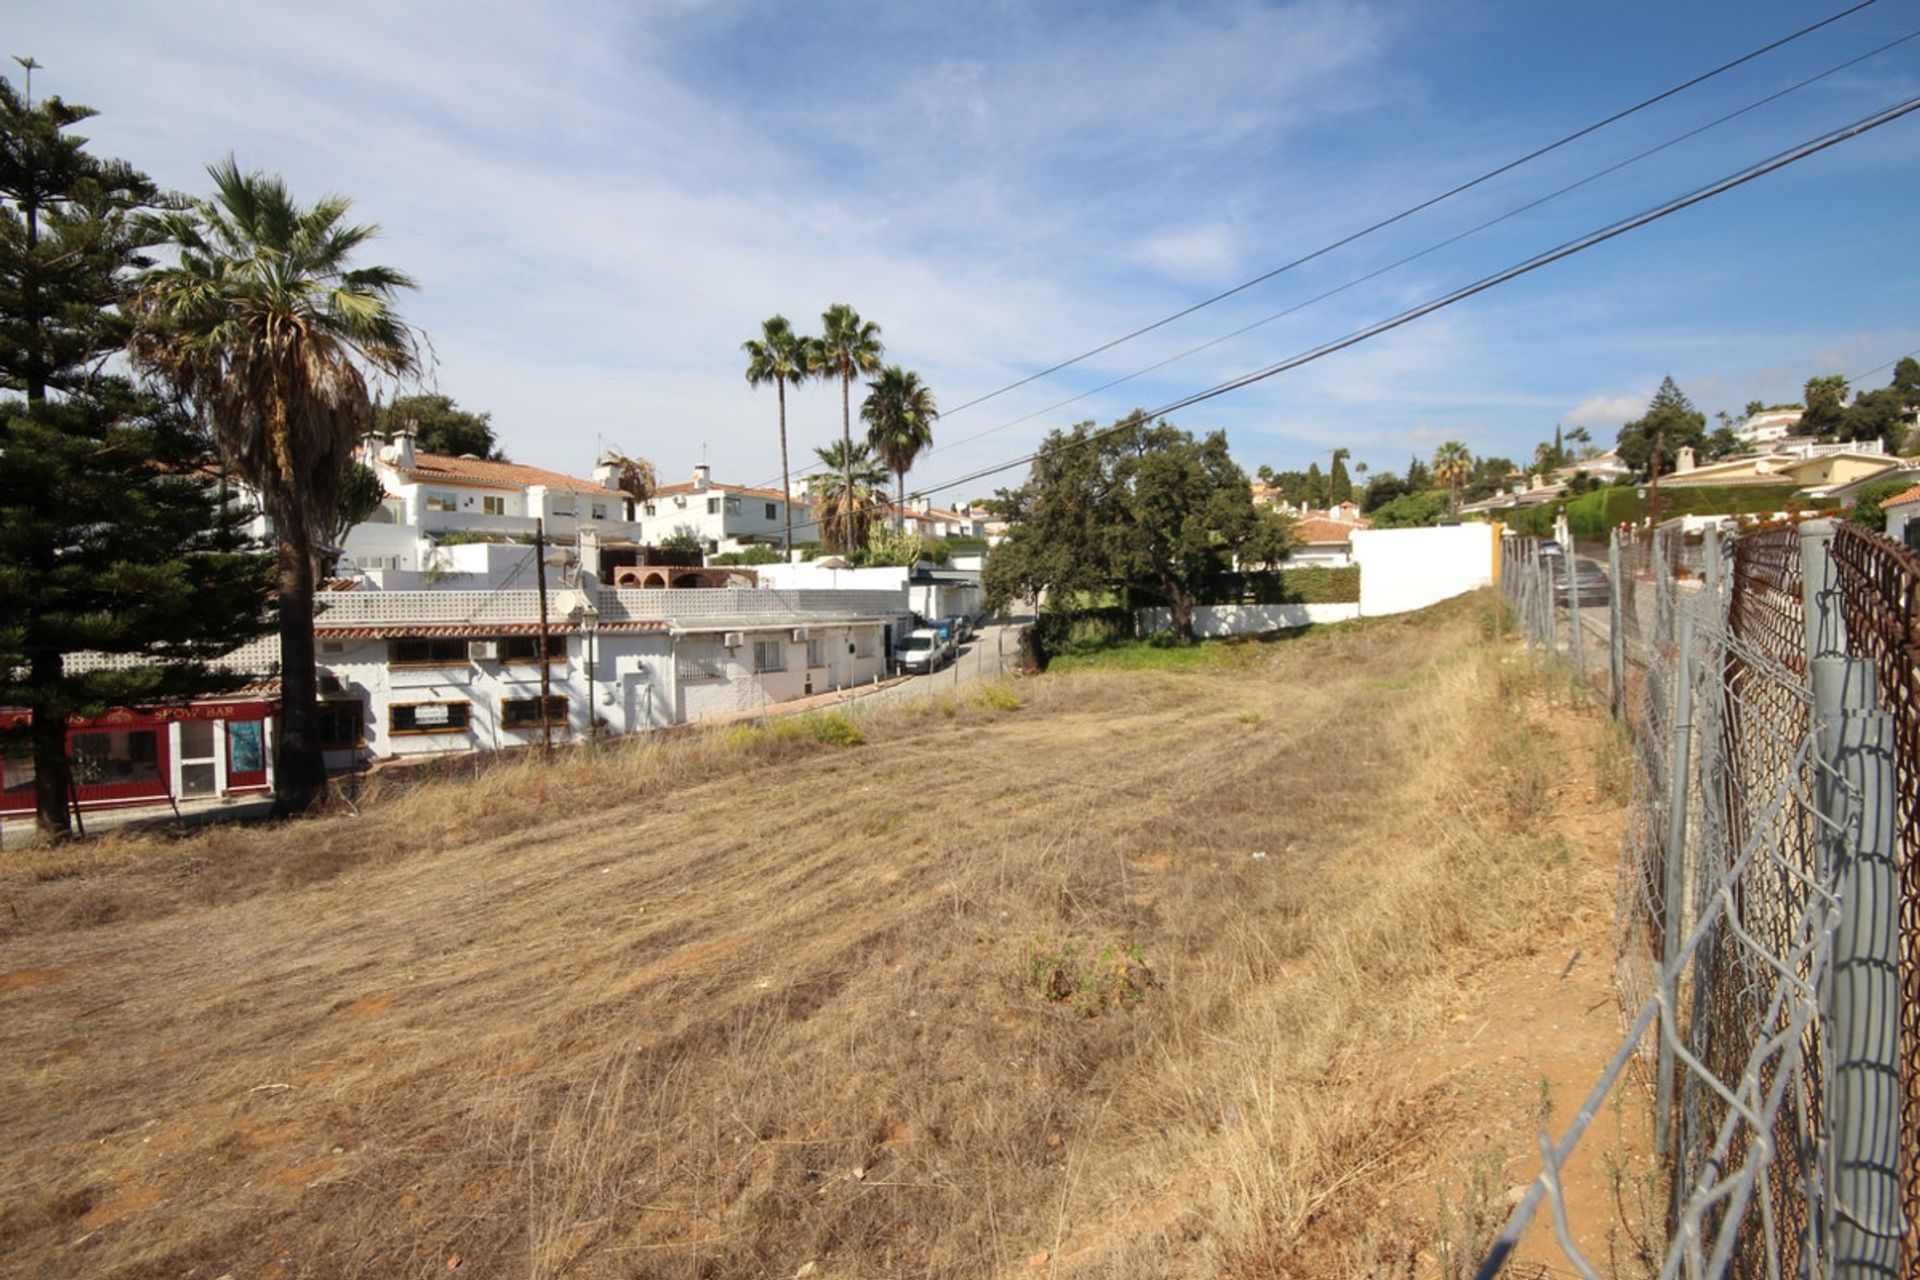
[637,464,817,554]
[301,582,911,767]
[1880,483,1920,552]
[1285,516,1366,568]
[341,429,647,574]
[1735,408,1804,446]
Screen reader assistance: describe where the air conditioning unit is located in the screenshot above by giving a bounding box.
[468,640,502,661]
[791,627,809,642]
[722,631,745,649]
[319,641,346,656]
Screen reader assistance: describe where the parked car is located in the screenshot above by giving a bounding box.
[1540,539,1564,558]
[1553,558,1612,606]
[895,629,948,675]
[946,614,975,643]
[930,620,956,660]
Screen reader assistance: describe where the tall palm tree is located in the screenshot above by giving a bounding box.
[807,439,889,553]
[1432,440,1473,514]
[129,157,417,814]
[810,303,883,551]
[861,365,937,532]
[742,315,811,554]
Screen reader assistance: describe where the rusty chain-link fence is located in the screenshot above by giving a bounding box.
[1482,517,1914,1278]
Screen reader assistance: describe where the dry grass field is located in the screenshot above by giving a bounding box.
[0,594,1634,1279]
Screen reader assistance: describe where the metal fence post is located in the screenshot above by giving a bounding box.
[1655,609,1695,1160]
[1608,531,1625,719]
[1799,519,1844,663]
[1812,656,1904,1278]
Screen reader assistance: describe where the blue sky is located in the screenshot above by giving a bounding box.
[9,0,1919,495]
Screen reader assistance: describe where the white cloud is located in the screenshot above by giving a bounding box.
[1135,225,1239,280]
[1564,392,1649,430]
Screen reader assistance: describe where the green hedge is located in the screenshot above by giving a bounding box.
[1254,564,1360,605]
[1493,482,1824,538]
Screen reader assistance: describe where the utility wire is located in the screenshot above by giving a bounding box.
[749,1,1882,498]
[907,93,1920,501]
[933,0,1879,420]
[910,27,1920,465]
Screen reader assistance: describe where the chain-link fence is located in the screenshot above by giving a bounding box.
[1484,518,1911,1278]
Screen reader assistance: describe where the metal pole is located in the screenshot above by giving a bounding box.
[1812,656,1903,1279]
[1798,519,1843,663]
[1567,551,1586,695]
[1654,609,1695,1159]
[534,519,554,760]
[1608,531,1625,720]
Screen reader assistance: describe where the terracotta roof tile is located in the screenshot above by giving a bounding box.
[1878,484,1920,508]
[1293,518,1362,544]
[403,452,613,496]
[313,621,665,639]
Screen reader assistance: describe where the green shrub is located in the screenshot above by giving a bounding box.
[969,681,1022,712]
[1249,564,1360,605]
[709,546,785,566]
[799,711,865,746]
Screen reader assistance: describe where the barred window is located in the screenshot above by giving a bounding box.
[753,639,785,673]
[389,701,471,735]
[502,696,568,729]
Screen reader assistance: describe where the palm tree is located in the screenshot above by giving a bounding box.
[742,316,811,553]
[861,365,937,532]
[1432,440,1473,514]
[810,304,884,551]
[130,157,417,814]
[807,439,889,553]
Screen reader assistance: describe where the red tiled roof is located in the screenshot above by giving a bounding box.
[1879,484,1920,508]
[652,480,794,503]
[1294,518,1361,544]
[402,452,613,496]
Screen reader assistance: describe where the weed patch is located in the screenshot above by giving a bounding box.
[1025,937,1153,1015]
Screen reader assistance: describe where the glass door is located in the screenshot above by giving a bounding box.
[226,719,268,790]
[178,721,218,798]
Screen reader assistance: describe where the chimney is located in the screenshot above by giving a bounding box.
[692,463,710,491]
[378,423,415,470]
[1676,446,1696,474]
[593,457,620,490]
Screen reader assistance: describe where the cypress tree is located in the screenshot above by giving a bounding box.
[0,77,271,836]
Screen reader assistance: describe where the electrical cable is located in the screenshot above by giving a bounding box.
[908,27,1920,466]
[932,0,1879,420]
[746,2,1883,498]
[906,93,1920,501]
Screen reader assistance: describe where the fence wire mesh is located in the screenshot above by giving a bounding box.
[1484,519,1913,1279]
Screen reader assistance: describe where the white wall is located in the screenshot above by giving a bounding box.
[672,625,888,723]
[1351,524,1496,616]
[753,563,911,592]
[1137,602,1360,637]
[1888,501,1920,550]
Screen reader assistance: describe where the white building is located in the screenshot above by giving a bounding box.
[637,464,817,554]
[341,430,647,575]
[1881,484,1920,552]
[1735,408,1804,446]
[301,583,910,768]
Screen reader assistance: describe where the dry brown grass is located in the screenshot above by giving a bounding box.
[0,593,1615,1278]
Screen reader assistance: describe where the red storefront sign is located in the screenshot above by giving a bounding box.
[0,700,276,816]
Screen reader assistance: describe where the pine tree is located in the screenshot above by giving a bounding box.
[1329,448,1353,504]
[1305,462,1326,509]
[0,77,271,836]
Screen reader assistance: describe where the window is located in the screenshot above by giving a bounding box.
[725,496,741,515]
[674,496,687,509]
[707,496,721,515]
[389,702,471,735]
[680,644,725,681]
[71,729,162,785]
[854,630,875,658]
[502,696,569,729]
[390,636,469,666]
[425,491,459,512]
[644,502,657,517]
[550,500,576,517]
[316,701,366,750]
[806,637,827,668]
[591,502,608,520]
[765,502,778,520]
[2,741,34,798]
[482,495,506,515]
[499,634,566,664]
[753,639,786,673]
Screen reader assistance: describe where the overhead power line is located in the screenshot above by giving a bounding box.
[913,27,1920,465]
[908,93,1920,501]
[751,1,1881,498]
[932,0,1879,420]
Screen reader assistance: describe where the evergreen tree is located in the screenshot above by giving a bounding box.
[373,393,500,459]
[1305,461,1326,509]
[1329,448,1353,504]
[0,77,271,835]
[1801,374,1849,438]
[1406,453,1433,490]
[1615,376,1707,478]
